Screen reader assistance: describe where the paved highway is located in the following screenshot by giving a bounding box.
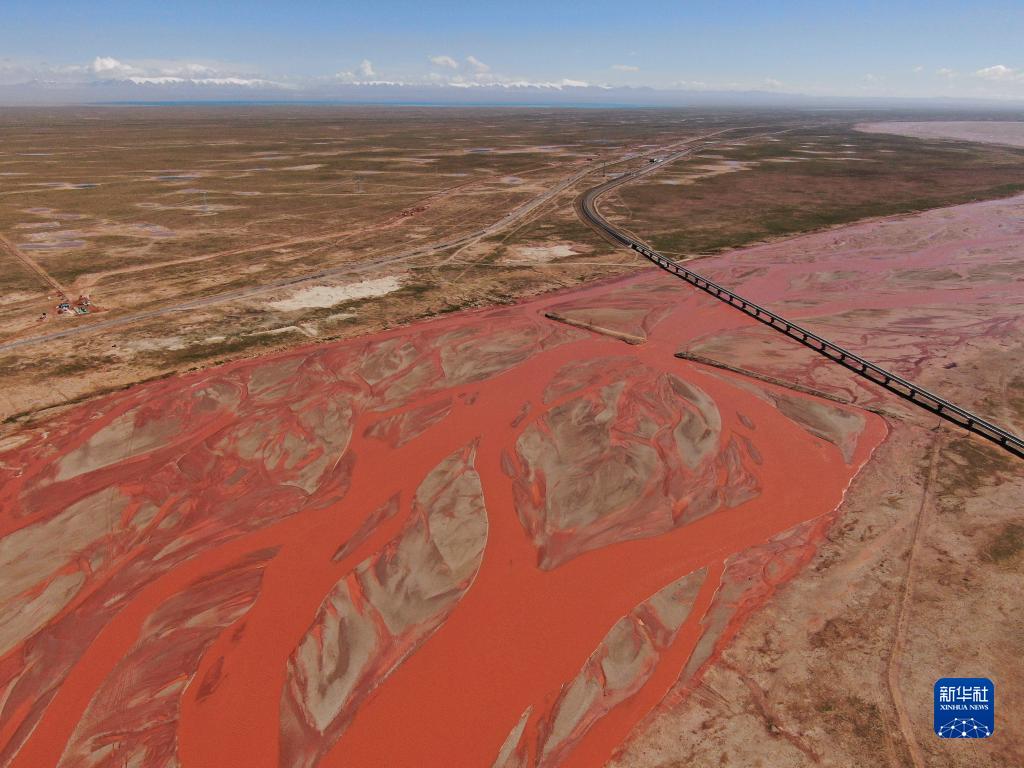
[0,135,722,354]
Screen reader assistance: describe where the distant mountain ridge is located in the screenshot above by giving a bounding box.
[3,77,1024,108]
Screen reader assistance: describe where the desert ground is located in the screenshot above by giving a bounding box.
[0,106,729,420]
[0,112,1022,767]
[3,108,1024,424]
[858,120,1024,148]
[607,122,1024,768]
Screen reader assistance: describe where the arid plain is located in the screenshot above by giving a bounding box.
[0,110,1022,767]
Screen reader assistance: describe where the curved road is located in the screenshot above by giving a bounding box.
[576,144,1024,460]
[0,135,718,355]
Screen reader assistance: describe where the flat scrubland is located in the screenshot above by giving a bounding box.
[2,109,1023,767]
[858,120,1024,148]
[3,107,1024,426]
[603,123,1024,255]
[612,188,1024,768]
[0,106,738,420]
[0,216,887,768]
[4,170,1022,768]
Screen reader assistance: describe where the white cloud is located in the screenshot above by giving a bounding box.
[466,55,490,73]
[162,61,219,77]
[671,79,713,90]
[125,75,276,87]
[0,54,596,96]
[82,56,274,85]
[91,56,126,73]
[975,64,1020,81]
[429,55,458,70]
[443,77,592,90]
[89,56,146,78]
[7,52,1024,103]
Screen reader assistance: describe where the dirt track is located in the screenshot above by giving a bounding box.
[0,233,66,295]
[0,138,675,355]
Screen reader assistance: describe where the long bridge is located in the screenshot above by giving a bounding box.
[577,143,1024,460]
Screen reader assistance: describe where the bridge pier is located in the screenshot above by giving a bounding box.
[577,154,1024,461]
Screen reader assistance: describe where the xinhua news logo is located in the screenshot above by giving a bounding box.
[934,678,994,738]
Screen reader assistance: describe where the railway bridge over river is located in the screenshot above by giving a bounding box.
[577,143,1024,460]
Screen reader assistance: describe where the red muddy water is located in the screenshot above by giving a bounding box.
[0,234,896,766]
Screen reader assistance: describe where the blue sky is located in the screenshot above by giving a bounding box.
[3,1,1024,100]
